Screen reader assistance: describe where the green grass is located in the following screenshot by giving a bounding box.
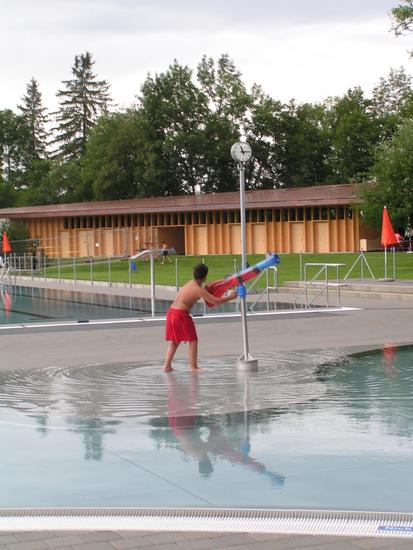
[39,252,413,288]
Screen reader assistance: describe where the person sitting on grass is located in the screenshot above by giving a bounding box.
[163,263,237,372]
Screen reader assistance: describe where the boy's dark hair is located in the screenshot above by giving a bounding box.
[193,263,208,280]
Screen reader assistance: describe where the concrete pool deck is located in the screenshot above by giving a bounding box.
[1,280,413,548]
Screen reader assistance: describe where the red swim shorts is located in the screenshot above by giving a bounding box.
[165,307,198,342]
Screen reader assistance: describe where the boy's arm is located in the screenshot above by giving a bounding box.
[198,286,237,305]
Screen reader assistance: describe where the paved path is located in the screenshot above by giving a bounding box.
[1,529,413,549]
[1,281,413,548]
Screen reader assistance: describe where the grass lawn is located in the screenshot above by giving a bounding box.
[38,252,413,288]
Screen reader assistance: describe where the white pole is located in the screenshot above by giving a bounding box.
[384,246,387,279]
[237,163,257,371]
[150,252,155,317]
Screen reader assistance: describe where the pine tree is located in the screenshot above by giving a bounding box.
[53,52,111,160]
[18,77,48,164]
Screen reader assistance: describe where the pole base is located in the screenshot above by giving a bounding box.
[236,353,258,371]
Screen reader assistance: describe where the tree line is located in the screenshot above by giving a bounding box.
[1,2,413,231]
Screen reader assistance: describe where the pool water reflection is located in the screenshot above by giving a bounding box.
[0,347,412,511]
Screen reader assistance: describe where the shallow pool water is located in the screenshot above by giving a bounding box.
[0,286,297,324]
[0,346,412,511]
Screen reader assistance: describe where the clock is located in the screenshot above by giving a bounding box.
[231,141,252,163]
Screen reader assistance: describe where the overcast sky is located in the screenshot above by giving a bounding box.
[1,0,412,112]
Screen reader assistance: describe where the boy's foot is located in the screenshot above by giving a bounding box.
[163,366,174,372]
[190,366,202,372]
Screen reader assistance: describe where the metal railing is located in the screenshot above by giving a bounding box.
[247,266,278,312]
[294,263,346,309]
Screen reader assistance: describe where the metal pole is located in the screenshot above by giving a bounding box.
[299,251,303,281]
[361,250,364,279]
[58,257,61,283]
[305,264,308,308]
[108,256,112,287]
[31,255,34,280]
[43,256,46,281]
[236,162,257,371]
[128,258,132,288]
[73,257,77,285]
[150,252,155,317]
[175,257,179,292]
[233,257,237,273]
[384,246,387,279]
[393,247,396,280]
[266,268,270,311]
[325,266,329,308]
[90,256,93,286]
[337,265,341,308]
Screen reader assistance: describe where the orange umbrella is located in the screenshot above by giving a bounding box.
[381,206,398,247]
[2,232,11,254]
[381,206,397,279]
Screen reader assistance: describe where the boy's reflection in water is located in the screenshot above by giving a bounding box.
[165,373,285,486]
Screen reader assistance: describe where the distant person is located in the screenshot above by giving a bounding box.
[163,263,237,372]
[160,241,171,264]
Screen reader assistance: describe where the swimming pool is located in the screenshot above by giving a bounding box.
[0,345,412,512]
[0,285,300,325]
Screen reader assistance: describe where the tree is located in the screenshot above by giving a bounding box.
[244,85,285,189]
[0,109,28,188]
[82,110,159,200]
[391,0,413,36]
[360,119,413,230]
[138,60,208,195]
[325,88,381,183]
[371,67,413,139]
[196,54,250,192]
[18,78,49,165]
[279,101,331,187]
[53,52,111,161]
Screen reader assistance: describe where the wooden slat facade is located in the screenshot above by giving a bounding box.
[0,184,379,257]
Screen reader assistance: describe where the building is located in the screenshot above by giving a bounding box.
[0,183,378,257]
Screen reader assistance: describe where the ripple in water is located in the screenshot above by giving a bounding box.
[0,350,347,423]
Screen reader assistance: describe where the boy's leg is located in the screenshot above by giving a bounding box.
[188,340,199,370]
[164,341,180,372]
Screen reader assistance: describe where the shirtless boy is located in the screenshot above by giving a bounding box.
[163,263,237,372]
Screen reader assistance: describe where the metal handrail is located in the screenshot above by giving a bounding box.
[294,263,346,309]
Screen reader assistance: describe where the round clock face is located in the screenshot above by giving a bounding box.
[231,141,252,163]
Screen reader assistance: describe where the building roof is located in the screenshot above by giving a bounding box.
[0,184,359,219]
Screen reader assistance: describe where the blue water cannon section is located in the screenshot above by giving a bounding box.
[237,284,247,298]
[255,253,280,271]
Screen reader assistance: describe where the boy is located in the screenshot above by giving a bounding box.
[163,263,237,372]
[160,241,171,264]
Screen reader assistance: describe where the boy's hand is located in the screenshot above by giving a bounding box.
[229,290,238,300]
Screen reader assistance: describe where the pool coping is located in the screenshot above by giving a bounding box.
[0,506,412,538]
[0,306,359,331]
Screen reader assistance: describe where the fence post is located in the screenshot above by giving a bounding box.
[90,257,93,286]
[108,256,112,287]
[233,257,237,273]
[393,247,396,280]
[31,255,34,280]
[175,257,179,292]
[58,257,61,283]
[128,258,132,288]
[73,257,77,285]
[361,250,364,279]
[299,251,303,281]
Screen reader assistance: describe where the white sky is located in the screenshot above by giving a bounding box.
[1,0,412,112]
